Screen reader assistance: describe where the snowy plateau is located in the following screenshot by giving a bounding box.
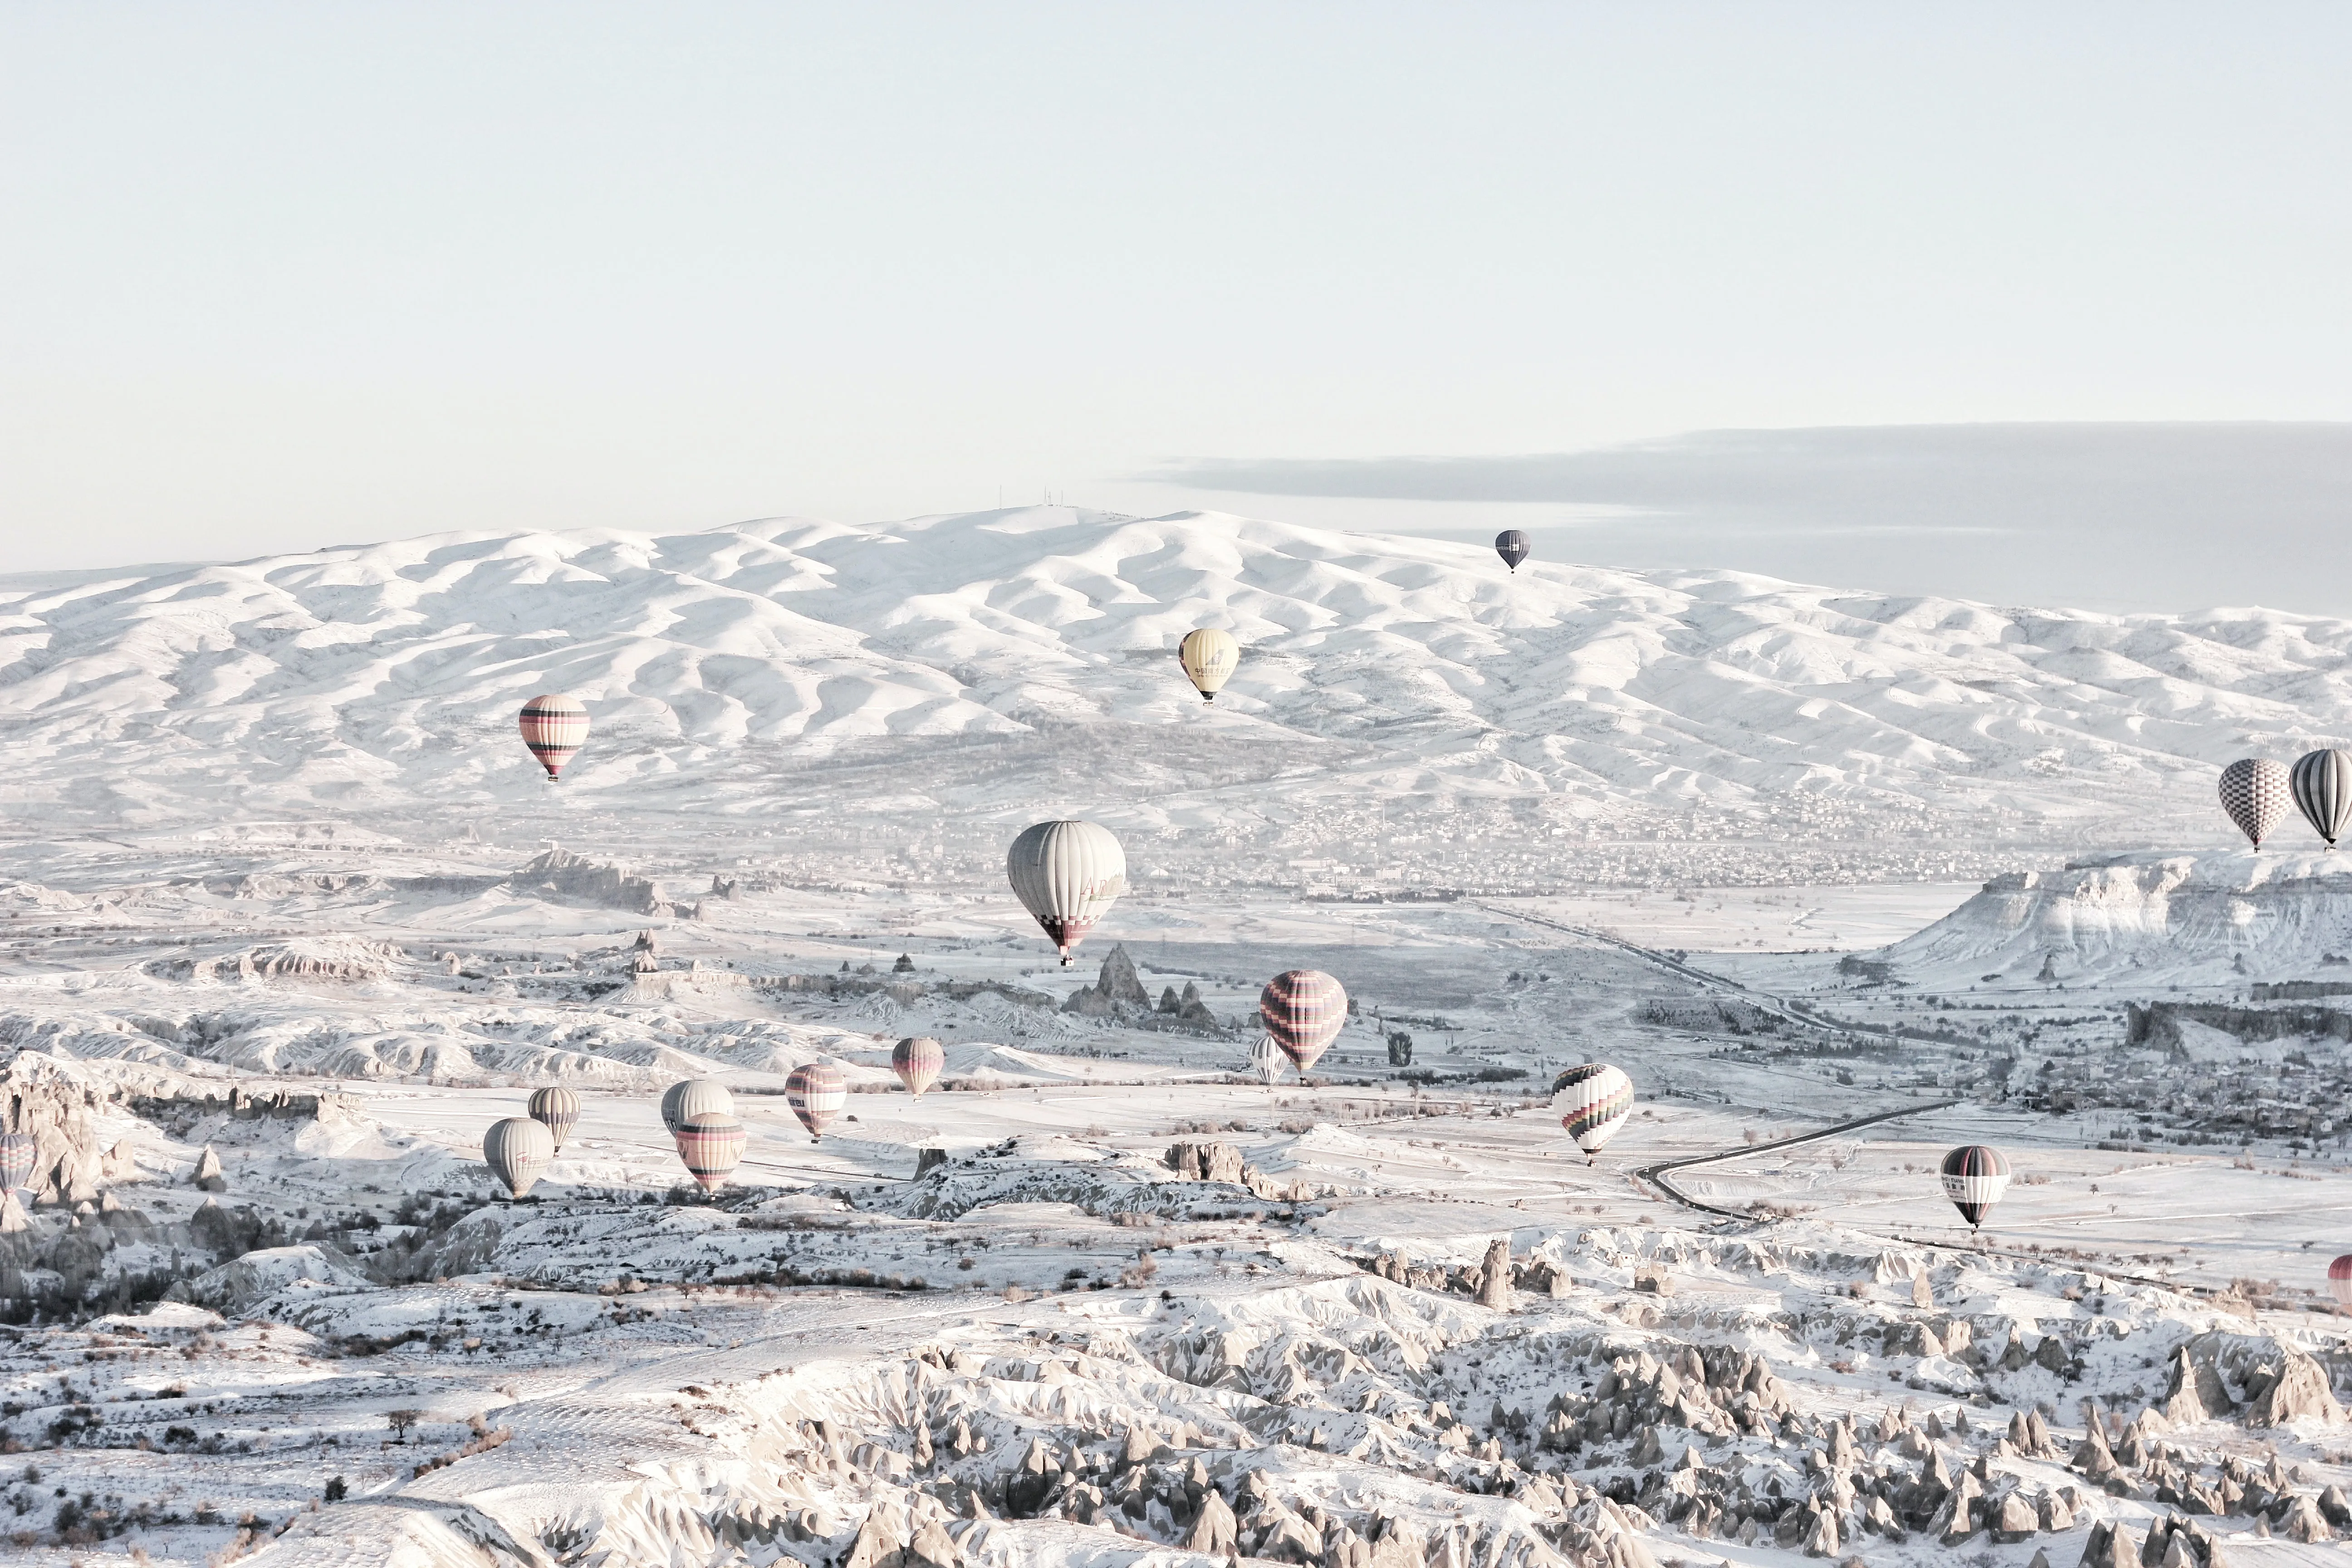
[3,506,2352,1568]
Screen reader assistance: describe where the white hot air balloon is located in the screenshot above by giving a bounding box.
[1006,820,1128,966]
[1250,1034,1285,1084]
[661,1079,735,1138]
[1178,629,1240,702]
[484,1116,556,1199]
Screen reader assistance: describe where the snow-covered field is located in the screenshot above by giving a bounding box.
[6,510,2352,1567]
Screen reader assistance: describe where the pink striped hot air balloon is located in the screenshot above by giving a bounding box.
[2329,1254,2352,1307]
[892,1037,944,1098]
[0,1132,35,1194]
[1259,970,1347,1075]
[517,693,590,782]
[786,1061,848,1142]
[676,1112,746,1193]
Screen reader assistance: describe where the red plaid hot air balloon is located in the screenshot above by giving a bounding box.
[786,1062,847,1142]
[1259,970,1347,1074]
[676,1112,746,1193]
[517,693,590,782]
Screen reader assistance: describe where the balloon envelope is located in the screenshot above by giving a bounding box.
[2292,750,2352,848]
[1494,530,1531,572]
[1178,628,1240,701]
[2330,1254,2352,1307]
[2220,758,2291,849]
[518,693,590,781]
[527,1086,580,1152]
[787,1061,848,1142]
[1249,1034,1285,1084]
[892,1036,944,1098]
[1552,1063,1634,1158]
[0,1132,34,1193]
[676,1112,747,1193]
[661,1079,734,1138]
[1006,820,1128,966]
[1260,970,1346,1073]
[1940,1144,2012,1227]
[484,1116,555,1199]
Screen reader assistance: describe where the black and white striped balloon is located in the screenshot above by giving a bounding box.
[2291,749,2352,848]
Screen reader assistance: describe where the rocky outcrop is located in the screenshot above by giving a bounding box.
[1063,946,1150,1015]
[2248,1351,2344,1426]
[0,1052,107,1204]
[162,938,405,983]
[512,847,690,918]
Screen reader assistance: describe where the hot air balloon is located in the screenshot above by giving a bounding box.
[2220,758,2291,849]
[1495,530,1531,573]
[1249,1034,1285,1085]
[786,1061,847,1142]
[676,1111,747,1193]
[1940,1144,2012,1229]
[661,1079,734,1139]
[0,1132,34,1194]
[484,1116,555,1199]
[527,1086,580,1152]
[892,1036,944,1098]
[1006,820,1127,966]
[1552,1064,1633,1163]
[2329,1254,2352,1307]
[1260,970,1346,1074]
[1178,629,1240,702]
[2292,750,2352,848]
[518,693,590,782]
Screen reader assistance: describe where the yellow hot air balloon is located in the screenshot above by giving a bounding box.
[1178,629,1240,702]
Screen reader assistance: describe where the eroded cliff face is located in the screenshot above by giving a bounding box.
[2,1051,111,1204]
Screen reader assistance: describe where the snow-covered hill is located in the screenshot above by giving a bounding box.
[5,506,2350,873]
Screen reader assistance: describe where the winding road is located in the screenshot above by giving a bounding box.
[1632,1098,1966,1219]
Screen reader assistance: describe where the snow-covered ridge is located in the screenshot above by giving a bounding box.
[4,505,2350,845]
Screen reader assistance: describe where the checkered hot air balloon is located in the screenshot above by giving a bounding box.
[2329,1254,2352,1307]
[1494,530,1531,573]
[527,1086,580,1152]
[1259,970,1347,1074]
[1006,820,1127,966]
[2220,758,2291,849]
[786,1061,847,1142]
[661,1078,733,1138]
[892,1036,943,1098]
[517,693,590,782]
[1178,628,1240,702]
[2292,750,2352,848]
[1940,1144,2012,1229]
[1552,1063,1633,1162]
[676,1112,747,1193]
[483,1116,554,1200]
[0,1133,35,1194]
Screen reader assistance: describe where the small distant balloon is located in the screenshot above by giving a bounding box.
[1006,820,1128,966]
[518,694,590,782]
[661,1079,734,1138]
[1494,531,1531,573]
[1250,1034,1285,1085]
[527,1086,580,1152]
[1552,1064,1633,1163]
[676,1112,746,1193]
[1260,970,1347,1074]
[2291,750,2352,848]
[1178,628,1240,702]
[483,1116,555,1199]
[1940,1144,2012,1230]
[2220,758,2291,849]
[787,1061,848,1142]
[2329,1254,2352,1307]
[893,1036,944,1098]
[0,1133,35,1193]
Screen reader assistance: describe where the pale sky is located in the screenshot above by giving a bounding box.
[8,4,2352,608]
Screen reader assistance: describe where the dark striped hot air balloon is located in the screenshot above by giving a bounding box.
[892,1037,944,1098]
[2292,750,2352,848]
[2220,758,2291,849]
[484,1117,555,1199]
[2329,1254,2352,1307]
[517,693,590,782]
[661,1079,733,1138]
[527,1086,580,1152]
[786,1061,847,1142]
[1494,530,1531,573]
[1551,1063,1634,1163]
[0,1132,35,1194]
[1259,970,1347,1074]
[676,1112,746,1193]
[1940,1144,2012,1230]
